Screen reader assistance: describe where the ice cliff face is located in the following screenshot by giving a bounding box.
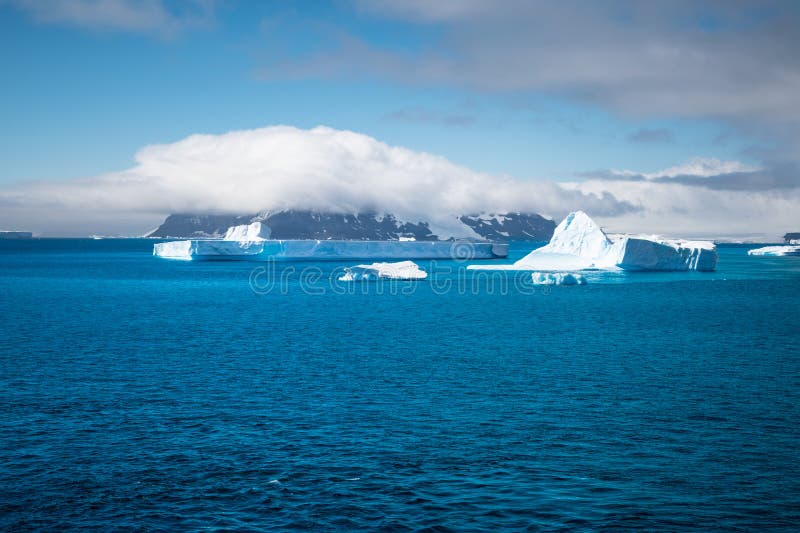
[469,211,717,272]
[147,210,555,241]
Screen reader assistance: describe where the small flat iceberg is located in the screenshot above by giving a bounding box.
[747,245,800,256]
[531,272,587,285]
[339,261,427,281]
[469,211,717,272]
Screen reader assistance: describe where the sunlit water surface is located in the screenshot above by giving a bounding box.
[1,240,799,530]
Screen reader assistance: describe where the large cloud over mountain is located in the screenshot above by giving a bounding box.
[0,125,632,236]
[0,126,795,238]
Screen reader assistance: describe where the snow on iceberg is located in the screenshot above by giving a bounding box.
[468,211,717,272]
[339,261,427,281]
[531,272,587,285]
[747,245,800,256]
[224,221,271,241]
[536,211,611,259]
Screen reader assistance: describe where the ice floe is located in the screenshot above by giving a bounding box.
[747,245,800,256]
[339,261,427,281]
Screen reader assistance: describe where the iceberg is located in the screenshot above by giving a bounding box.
[154,219,509,261]
[531,272,587,285]
[339,261,427,281]
[468,211,717,272]
[154,236,508,261]
[224,221,271,241]
[747,245,800,256]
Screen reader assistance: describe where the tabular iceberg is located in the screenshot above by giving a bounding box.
[468,211,717,272]
[154,222,508,261]
[531,272,587,285]
[747,245,800,256]
[339,261,427,281]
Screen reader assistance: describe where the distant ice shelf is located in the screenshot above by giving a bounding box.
[339,261,427,281]
[747,245,800,256]
[0,231,33,239]
[154,239,508,261]
[468,211,717,272]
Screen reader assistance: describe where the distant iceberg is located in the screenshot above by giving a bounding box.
[339,261,427,281]
[469,211,717,272]
[0,231,32,240]
[747,245,800,256]
[531,272,587,285]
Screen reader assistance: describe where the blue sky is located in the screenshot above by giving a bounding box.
[0,1,756,184]
[0,0,798,237]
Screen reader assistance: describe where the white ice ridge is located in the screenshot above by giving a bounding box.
[747,245,800,256]
[224,221,271,241]
[531,272,587,285]
[339,261,427,281]
[468,211,717,272]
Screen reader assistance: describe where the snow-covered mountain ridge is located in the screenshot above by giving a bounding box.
[147,210,556,241]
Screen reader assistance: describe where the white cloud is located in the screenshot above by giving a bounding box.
[1,126,794,239]
[566,158,800,239]
[5,0,215,35]
[611,157,761,180]
[272,1,800,164]
[0,126,632,236]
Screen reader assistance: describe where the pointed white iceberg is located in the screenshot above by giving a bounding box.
[339,261,427,281]
[747,245,800,256]
[469,211,717,272]
[537,211,611,259]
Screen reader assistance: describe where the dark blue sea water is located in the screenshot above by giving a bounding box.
[1,239,799,531]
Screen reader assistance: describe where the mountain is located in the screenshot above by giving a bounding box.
[146,210,555,241]
[459,213,558,242]
[147,214,256,239]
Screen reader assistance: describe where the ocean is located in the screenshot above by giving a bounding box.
[1,239,799,530]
